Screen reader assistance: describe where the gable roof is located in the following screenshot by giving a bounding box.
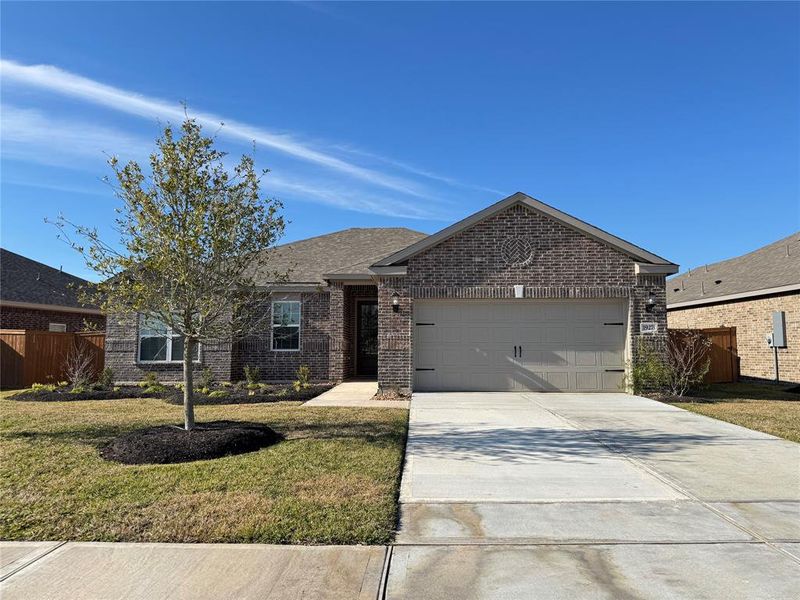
[372,192,677,268]
[0,248,102,313]
[249,228,427,285]
[667,232,800,309]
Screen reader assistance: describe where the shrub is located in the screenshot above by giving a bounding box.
[31,383,57,392]
[199,367,215,390]
[208,390,229,399]
[293,365,311,392]
[139,372,160,388]
[143,384,168,394]
[70,385,87,395]
[244,365,260,386]
[57,381,70,388]
[97,367,114,389]
[64,341,95,389]
[629,330,711,397]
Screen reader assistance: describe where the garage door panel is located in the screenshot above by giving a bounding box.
[413,300,626,392]
[576,371,600,391]
[575,350,598,366]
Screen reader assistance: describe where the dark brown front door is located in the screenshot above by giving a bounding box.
[356,300,378,378]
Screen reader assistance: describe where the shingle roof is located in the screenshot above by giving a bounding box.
[667,232,800,307]
[0,248,101,311]
[249,228,428,285]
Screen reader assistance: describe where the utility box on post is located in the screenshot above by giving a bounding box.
[772,311,787,348]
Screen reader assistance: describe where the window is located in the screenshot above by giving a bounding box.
[138,314,198,363]
[48,323,67,332]
[272,301,300,351]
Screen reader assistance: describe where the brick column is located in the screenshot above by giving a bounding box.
[328,282,346,382]
[377,276,413,394]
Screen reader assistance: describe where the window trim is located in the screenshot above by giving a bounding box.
[137,314,201,364]
[271,300,301,352]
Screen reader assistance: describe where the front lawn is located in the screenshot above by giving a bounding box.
[0,394,408,544]
[667,382,800,443]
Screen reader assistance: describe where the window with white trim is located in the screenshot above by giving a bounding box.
[272,301,301,351]
[48,323,67,332]
[138,314,198,362]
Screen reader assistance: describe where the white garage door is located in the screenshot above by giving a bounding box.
[413,300,627,392]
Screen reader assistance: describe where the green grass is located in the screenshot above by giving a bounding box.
[0,392,408,544]
[668,382,800,443]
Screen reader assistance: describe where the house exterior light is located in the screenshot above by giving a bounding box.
[391,292,400,312]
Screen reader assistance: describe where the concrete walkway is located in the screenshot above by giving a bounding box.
[0,542,386,600]
[304,381,409,408]
[390,392,800,599]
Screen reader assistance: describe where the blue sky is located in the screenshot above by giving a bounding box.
[1,1,798,281]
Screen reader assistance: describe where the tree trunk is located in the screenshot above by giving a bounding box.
[183,337,195,431]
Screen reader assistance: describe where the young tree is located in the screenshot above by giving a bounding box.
[55,118,285,430]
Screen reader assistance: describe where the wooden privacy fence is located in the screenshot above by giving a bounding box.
[699,327,738,384]
[0,330,105,388]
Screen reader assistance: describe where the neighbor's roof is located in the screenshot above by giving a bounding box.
[0,248,102,313]
[667,232,800,309]
[250,228,428,285]
[372,192,677,268]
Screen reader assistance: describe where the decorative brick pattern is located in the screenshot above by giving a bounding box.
[376,203,667,391]
[668,293,799,384]
[0,306,105,332]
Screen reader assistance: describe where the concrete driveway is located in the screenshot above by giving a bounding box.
[390,392,800,599]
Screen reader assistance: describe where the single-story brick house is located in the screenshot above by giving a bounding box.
[0,248,105,332]
[667,233,799,384]
[107,193,678,392]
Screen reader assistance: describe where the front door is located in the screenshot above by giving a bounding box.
[356,300,378,378]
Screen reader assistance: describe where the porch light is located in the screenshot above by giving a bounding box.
[646,292,657,313]
[391,292,400,312]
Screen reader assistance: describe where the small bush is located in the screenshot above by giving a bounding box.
[199,367,215,390]
[208,390,229,399]
[57,381,70,388]
[629,330,711,397]
[31,383,57,392]
[97,367,114,389]
[64,341,94,389]
[143,384,168,394]
[293,365,312,392]
[139,372,160,388]
[244,365,260,386]
[70,385,87,394]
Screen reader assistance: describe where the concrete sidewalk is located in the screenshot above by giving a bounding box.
[0,542,386,600]
[304,381,409,408]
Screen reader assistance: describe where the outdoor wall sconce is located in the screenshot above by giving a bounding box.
[645,292,657,313]
[391,292,400,312]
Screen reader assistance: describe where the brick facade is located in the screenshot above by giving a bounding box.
[233,292,332,382]
[0,305,105,332]
[376,204,668,393]
[105,312,232,383]
[668,292,799,384]
[104,203,670,389]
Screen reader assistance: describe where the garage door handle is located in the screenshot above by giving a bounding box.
[514,345,517,358]
[519,345,523,357]
[605,369,624,372]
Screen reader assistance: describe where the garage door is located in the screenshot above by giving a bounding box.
[413,300,627,392]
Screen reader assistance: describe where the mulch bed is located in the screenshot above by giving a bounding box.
[10,384,333,404]
[10,386,166,402]
[163,384,334,405]
[100,420,283,464]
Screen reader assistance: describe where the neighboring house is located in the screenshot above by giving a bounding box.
[0,248,105,332]
[667,233,800,384]
[106,192,678,392]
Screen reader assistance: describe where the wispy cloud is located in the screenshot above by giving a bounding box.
[0,103,447,220]
[1,104,149,167]
[0,59,437,199]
